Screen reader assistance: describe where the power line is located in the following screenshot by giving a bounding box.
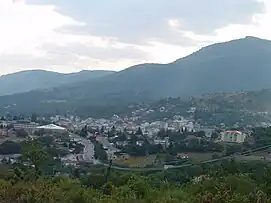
[95,144,271,172]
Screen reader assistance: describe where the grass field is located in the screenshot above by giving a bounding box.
[113,153,216,167]
[113,148,271,167]
[185,153,214,163]
[113,155,158,167]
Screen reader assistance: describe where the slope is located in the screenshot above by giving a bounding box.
[0,69,115,96]
[60,36,271,101]
[1,36,271,114]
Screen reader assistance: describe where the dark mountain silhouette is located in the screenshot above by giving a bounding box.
[0,69,115,96]
[1,36,271,114]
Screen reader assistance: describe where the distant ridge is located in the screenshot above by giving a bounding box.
[0,69,115,96]
[1,36,271,114]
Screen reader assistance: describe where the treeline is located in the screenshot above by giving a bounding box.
[1,139,271,203]
[0,159,271,202]
[2,128,271,202]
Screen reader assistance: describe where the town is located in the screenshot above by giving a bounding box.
[0,108,269,171]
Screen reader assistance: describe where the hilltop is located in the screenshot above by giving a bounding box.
[0,69,115,96]
[1,36,271,114]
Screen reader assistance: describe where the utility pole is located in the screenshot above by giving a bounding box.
[104,159,112,185]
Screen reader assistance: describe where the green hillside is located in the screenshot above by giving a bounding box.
[1,36,271,114]
[0,69,115,96]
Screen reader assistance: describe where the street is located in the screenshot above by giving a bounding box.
[70,134,95,162]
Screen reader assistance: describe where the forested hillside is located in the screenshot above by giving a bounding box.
[0,69,114,96]
[1,37,271,112]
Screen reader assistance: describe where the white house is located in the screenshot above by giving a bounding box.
[220,130,247,143]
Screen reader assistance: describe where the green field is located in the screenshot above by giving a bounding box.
[113,155,158,167]
[113,153,217,167]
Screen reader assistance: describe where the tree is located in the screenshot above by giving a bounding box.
[211,132,220,140]
[108,126,116,137]
[136,127,143,136]
[197,131,206,137]
[80,125,88,137]
[19,114,25,120]
[100,126,105,134]
[37,136,54,147]
[212,153,219,159]
[31,114,37,122]
[20,141,49,177]
[7,124,13,130]
[94,143,107,161]
[15,129,28,138]
[157,129,166,138]
[34,129,45,136]
[0,141,21,154]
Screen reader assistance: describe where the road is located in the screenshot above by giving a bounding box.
[70,134,95,163]
[83,140,95,161]
[68,134,271,171]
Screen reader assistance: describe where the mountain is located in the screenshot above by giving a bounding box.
[0,69,115,96]
[64,36,271,100]
[1,36,271,115]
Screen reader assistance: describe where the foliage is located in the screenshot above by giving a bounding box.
[0,141,21,154]
[80,125,88,137]
[0,144,271,203]
[94,142,108,161]
[0,166,269,203]
[3,38,271,122]
[15,129,29,138]
[20,140,50,177]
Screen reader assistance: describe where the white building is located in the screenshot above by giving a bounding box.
[220,130,247,143]
[14,121,39,134]
[36,124,67,133]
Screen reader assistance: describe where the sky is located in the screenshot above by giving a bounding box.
[0,0,271,75]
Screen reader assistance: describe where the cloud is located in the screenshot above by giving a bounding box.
[0,0,269,75]
[0,0,149,74]
[26,0,265,44]
[41,42,149,62]
[0,0,83,55]
[0,41,149,73]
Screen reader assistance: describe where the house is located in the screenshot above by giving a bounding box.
[0,122,8,128]
[220,130,247,143]
[0,129,8,137]
[14,120,39,133]
[176,153,189,159]
[153,139,169,147]
[116,141,129,147]
[136,141,144,146]
[61,154,78,166]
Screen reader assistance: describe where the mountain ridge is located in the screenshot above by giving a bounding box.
[1,36,271,114]
[0,69,115,96]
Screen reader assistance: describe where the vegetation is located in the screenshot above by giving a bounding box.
[1,127,271,202]
[2,89,271,128]
[0,70,115,96]
[0,141,21,154]
[2,37,271,119]
[94,141,108,161]
[15,129,29,138]
[0,152,271,202]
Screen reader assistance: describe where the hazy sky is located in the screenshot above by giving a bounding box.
[0,0,270,75]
